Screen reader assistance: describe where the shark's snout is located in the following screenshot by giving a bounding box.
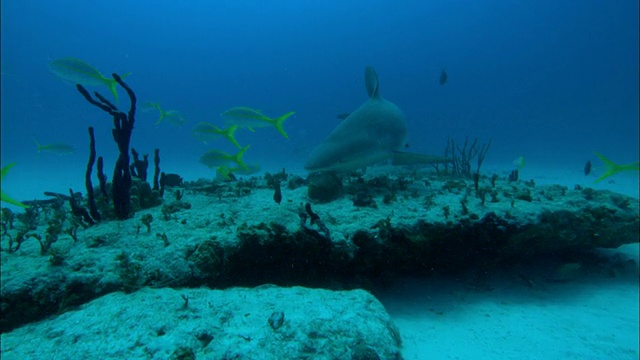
[304,143,340,172]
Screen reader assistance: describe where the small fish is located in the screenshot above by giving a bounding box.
[34,139,75,155]
[192,123,241,149]
[233,163,261,175]
[221,106,294,139]
[49,57,131,103]
[142,102,187,126]
[216,163,260,180]
[273,181,282,204]
[439,69,448,85]
[584,160,592,176]
[336,113,350,120]
[215,166,235,181]
[160,110,188,126]
[200,146,250,170]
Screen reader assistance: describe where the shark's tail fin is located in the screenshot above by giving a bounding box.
[594,152,640,183]
[272,112,294,139]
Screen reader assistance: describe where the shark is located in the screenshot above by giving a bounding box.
[304,66,449,173]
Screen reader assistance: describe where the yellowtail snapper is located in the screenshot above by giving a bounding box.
[34,139,75,155]
[49,57,131,103]
[221,106,294,139]
[142,102,188,126]
[200,146,250,170]
[192,123,242,149]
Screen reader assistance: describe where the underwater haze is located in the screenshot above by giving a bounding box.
[2,0,638,200]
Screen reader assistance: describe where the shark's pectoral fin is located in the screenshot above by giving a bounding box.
[391,151,451,166]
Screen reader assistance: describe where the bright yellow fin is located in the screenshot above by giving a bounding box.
[156,109,166,125]
[1,191,30,208]
[233,146,251,171]
[224,125,242,149]
[1,163,29,208]
[272,111,294,139]
[103,72,131,104]
[34,138,42,153]
[193,123,242,148]
[513,155,525,170]
[594,152,639,183]
[105,78,119,103]
[216,165,233,180]
[144,102,166,124]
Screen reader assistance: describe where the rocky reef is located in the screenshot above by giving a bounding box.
[1,168,638,350]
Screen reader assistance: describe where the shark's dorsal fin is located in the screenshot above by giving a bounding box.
[365,66,380,98]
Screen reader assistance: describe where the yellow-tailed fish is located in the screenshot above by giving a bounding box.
[221,106,294,139]
[162,110,188,126]
[49,57,131,103]
[1,163,29,208]
[142,102,187,126]
[216,163,260,180]
[193,123,241,149]
[34,139,75,155]
[200,146,250,170]
[231,163,261,175]
[594,152,639,183]
[216,165,234,180]
[513,155,525,170]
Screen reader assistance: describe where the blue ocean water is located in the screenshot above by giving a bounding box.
[1,1,638,358]
[2,0,638,181]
